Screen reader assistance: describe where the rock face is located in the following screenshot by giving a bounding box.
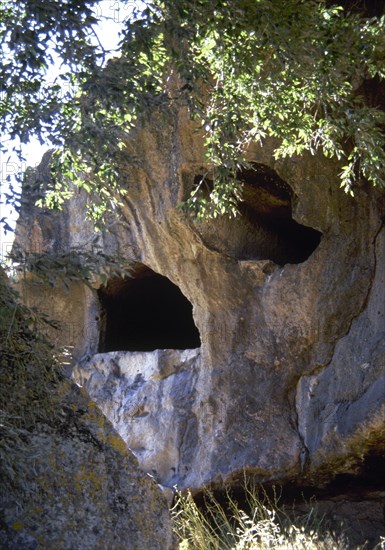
[73,349,201,487]
[1,263,173,548]
[13,106,385,500]
[0,377,174,549]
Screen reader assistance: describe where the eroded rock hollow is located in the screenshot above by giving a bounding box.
[14,107,385,511]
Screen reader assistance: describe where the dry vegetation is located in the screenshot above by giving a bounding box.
[171,481,385,550]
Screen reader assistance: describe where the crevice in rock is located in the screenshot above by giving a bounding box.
[327,220,384,355]
[291,389,310,474]
[98,264,201,352]
[192,164,322,265]
[192,453,385,502]
[321,452,385,498]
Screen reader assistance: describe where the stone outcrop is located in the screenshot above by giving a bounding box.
[0,376,173,549]
[13,105,385,503]
[1,262,173,548]
[73,349,201,488]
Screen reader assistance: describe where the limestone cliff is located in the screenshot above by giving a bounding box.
[13,106,385,499]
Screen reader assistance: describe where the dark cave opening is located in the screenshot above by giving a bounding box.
[238,165,322,263]
[98,265,201,352]
[193,164,322,265]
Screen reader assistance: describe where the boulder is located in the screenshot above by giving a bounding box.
[0,379,173,549]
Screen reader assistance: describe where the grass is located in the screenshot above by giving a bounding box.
[171,479,385,550]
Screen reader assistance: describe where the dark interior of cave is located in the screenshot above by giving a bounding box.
[238,165,322,263]
[193,164,322,265]
[98,266,201,352]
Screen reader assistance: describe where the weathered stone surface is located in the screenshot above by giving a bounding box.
[73,349,201,487]
[13,105,385,497]
[0,378,173,549]
[296,224,385,481]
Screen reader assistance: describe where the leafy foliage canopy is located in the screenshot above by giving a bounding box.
[1,0,385,219]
